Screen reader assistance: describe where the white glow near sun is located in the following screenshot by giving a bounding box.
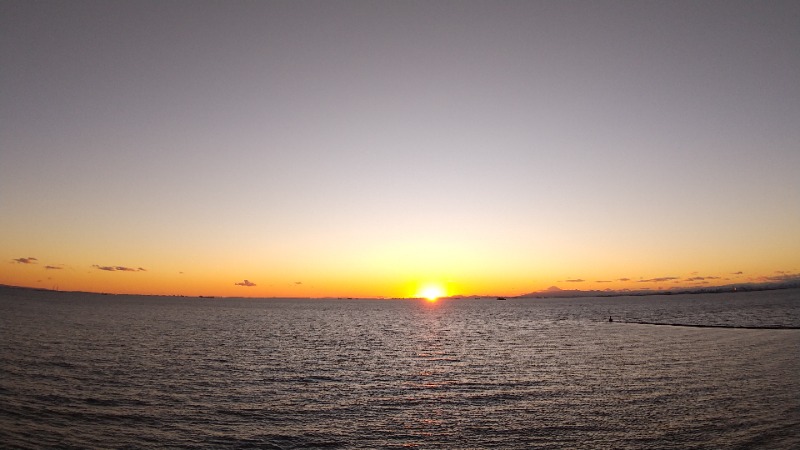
[419,284,445,301]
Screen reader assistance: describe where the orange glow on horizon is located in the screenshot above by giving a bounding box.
[1,252,797,299]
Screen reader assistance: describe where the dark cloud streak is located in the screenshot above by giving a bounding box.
[685,276,720,282]
[12,257,38,264]
[638,277,679,283]
[93,265,146,272]
[759,272,800,282]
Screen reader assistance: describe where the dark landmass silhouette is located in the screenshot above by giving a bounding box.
[619,320,800,330]
[514,279,800,299]
[1,278,799,300]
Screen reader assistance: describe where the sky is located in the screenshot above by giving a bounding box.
[2,0,799,298]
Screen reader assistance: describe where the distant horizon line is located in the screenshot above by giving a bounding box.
[2,279,799,301]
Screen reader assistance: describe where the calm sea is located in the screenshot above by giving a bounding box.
[1,287,798,449]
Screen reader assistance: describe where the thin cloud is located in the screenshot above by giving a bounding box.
[235,279,256,287]
[12,257,38,264]
[595,280,612,283]
[564,279,585,283]
[617,278,631,282]
[93,265,146,272]
[732,271,743,275]
[758,272,800,282]
[44,265,63,270]
[638,277,679,283]
[294,281,303,285]
[685,276,720,282]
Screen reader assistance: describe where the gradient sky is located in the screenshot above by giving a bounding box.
[2,1,799,298]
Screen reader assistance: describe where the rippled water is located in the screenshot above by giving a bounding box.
[1,287,798,449]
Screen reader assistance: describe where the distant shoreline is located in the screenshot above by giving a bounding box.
[512,280,800,300]
[1,282,799,301]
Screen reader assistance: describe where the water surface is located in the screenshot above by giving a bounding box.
[1,287,798,448]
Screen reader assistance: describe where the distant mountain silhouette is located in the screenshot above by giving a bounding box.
[517,279,800,299]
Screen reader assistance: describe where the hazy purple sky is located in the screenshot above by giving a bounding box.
[2,1,799,296]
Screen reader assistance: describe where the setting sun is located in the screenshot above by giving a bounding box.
[418,284,445,301]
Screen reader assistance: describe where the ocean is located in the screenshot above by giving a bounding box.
[1,287,798,449]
